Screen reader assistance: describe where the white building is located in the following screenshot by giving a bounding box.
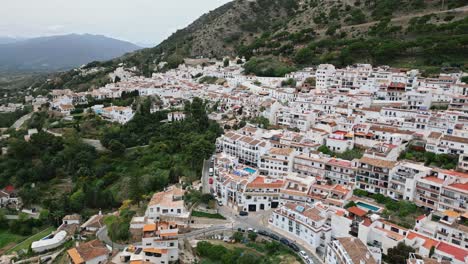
[99,106,135,124]
[141,221,179,263]
[31,231,68,253]
[325,237,380,264]
[270,202,331,253]
[145,186,189,224]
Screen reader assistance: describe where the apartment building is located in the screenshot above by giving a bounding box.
[325,237,380,264]
[415,170,468,212]
[216,131,268,166]
[434,211,468,249]
[325,158,355,186]
[293,153,327,178]
[415,176,444,211]
[259,147,295,177]
[141,221,179,263]
[355,157,396,195]
[271,202,332,253]
[388,162,431,201]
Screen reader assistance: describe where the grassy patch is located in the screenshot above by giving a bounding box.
[0,230,25,250]
[192,211,226,220]
[7,226,55,253]
[197,240,300,264]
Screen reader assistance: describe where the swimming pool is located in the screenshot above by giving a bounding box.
[356,201,380,212]
[243,168,256,174]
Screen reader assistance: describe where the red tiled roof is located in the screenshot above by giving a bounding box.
[416,215,426,221]
[407,231,439,250]
[246,176,284,189]
[347,206,367,217]
[3,185,15,193]
[447,183,468,192]
[436,241,468,262]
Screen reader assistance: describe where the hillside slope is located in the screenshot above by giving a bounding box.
[0,34,140,72]
[40,0,468,91]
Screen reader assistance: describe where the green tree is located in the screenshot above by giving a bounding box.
[129,174,143,207]
[232,231,244,242]
[386,242,415,264]
[248,232,258,241]
[108,139,126,155]
[223,58,230,67]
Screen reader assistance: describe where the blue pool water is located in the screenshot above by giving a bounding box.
[356,201,380,212]
[243,168,256,174]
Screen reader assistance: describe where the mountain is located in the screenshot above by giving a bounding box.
[0,34,140,72]
[39,0,468,91]
[0,36,27,44]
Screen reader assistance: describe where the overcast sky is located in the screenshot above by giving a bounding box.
[0,0,231,46]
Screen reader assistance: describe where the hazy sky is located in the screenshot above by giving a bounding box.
[0,0,231,46]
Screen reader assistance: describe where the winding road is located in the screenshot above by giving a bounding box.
[10,112,33,130]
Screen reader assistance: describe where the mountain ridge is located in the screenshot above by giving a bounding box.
[38,0,468,91]
[0,34,141,72]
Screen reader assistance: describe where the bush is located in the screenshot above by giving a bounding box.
[243,57,295,77]
[232,231,244,242]
[344,201,357,209]
[191,211,226,219]
[281,78,296,87]
[353,189,369,197]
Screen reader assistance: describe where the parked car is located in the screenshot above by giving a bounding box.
[239,211,248,216]
[269,233,280,240]
[299,251,307,258]
[258,230,269,236]
[247,228,254,232]
[237,228,246,232]
[280,238,290,246]
[289,243,300,252]
[306,258,314,264]
[217,200,223,206]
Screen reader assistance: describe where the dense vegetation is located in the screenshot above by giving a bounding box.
[196,240,300,264]
[318,145,364,161]
[0,98,222,224]
[243,57,296,77]
[398,148,458,169]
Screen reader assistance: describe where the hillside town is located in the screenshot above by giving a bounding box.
[1,58,468,264]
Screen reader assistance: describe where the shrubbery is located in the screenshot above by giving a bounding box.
[243,57,295,77]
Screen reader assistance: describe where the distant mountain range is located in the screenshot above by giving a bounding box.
[0,37,27,44]
[0,34,140,72]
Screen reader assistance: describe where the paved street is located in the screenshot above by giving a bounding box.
[11,112,33,130]
[97,226,127,250]
[201,158,211,194]
[217,205,324,264]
